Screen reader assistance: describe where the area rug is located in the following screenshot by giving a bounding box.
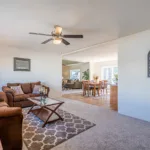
[23,108,95,150]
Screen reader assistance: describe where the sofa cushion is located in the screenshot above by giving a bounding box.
[21,83,32,94]
[67,79,71,83]
[7,83,20,88]
[31,81,41,91]
[14,94,30,102]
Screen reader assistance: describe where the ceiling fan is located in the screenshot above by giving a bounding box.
[29,25,83,45]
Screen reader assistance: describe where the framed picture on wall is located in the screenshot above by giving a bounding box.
[14,57,31,71]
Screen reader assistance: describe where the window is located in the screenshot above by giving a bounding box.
[102,66,118,83]
[70,69,80,80]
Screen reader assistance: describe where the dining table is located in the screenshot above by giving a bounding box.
[83,81,101,97]
[89,82,101,96]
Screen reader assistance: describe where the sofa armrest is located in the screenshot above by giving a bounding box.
[0,107,22,118]
[0,92,8,103]
[2,86,15,97]
[0,107,23,150]
[2,87,15,106]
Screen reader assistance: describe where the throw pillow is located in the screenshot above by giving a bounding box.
[11,86,24,95]
[32,85,41,94]
[31,81,41,91]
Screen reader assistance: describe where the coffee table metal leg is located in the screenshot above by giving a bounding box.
[42,103,63,128]
[28,104,36,114]
[53,111,63,121]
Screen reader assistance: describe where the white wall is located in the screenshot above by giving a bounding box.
[118,30,150,122]
[0,46,62,98]
[92,60,118,80]
[89,62,95,80]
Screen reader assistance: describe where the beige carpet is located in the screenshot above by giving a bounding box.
[23,97,150,150]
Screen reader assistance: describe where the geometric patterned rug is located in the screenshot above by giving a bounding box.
[23,108,95,150]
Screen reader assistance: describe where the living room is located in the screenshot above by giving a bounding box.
[1,1,150,150]
[62,60,89,91]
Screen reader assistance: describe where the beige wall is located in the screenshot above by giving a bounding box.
[62,63,89,80]
[0,46,62,98]
[62,65,70,79]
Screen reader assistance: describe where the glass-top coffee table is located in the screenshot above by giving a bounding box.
[27,97,64,128]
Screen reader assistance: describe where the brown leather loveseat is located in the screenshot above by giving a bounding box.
[2,81,50,108]
[0,92,23,150]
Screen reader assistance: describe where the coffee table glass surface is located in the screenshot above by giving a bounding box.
[28,97,62,106]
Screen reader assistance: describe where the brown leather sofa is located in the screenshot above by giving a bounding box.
[0,92,23,150]
[2,81,50,108]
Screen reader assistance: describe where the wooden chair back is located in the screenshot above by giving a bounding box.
[82,81,91,96]
[82,81,90,89]
[103,80,108,89]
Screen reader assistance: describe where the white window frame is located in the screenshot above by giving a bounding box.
[70,69,80,80]
[101,66,118,81]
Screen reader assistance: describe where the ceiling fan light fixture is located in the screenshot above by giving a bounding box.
[53,37,62,44]
[29,25,83,45]
[55,25,62,35]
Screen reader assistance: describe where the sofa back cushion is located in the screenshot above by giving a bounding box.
[67,79,71,83]
[7,83,20,88]
[21,83,32,94]
[31,81,41,92]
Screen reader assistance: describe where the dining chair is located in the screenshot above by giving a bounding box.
[82,81,92,96]
[96,81,103,96]
[101,80,108,94]
[91,81,102,96]
[82,81,88,96]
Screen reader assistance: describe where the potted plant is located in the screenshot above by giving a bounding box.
[113,74,118,85]
[82,69,89,80]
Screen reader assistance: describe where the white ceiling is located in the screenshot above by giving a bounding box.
[63,42,118,62]
[0,0,150,57]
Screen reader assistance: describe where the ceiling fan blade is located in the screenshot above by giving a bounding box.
[41,38,53,44]
[62,38,70,45]
[29,32,52,36]
[62,35,83,38]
